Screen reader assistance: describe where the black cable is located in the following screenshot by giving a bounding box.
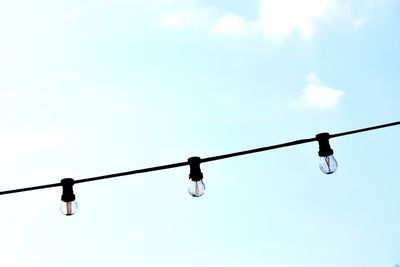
[330,121,400,138]
[201,138,316,163]
[0,121,398,196]
[0,183,61,195]
[75,162,188,184]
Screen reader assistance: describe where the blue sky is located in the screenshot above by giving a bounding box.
[0,0,399,266]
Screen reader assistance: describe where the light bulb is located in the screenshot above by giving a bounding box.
[316,132,338,175]
[60,200,78,216]
[187,156,205,197]
[319,155,338,174]
[188,179,205,197]
[60,178,78,216]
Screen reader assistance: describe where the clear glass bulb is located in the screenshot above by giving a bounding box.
[319,155,338,174]
[60,200,78,216]
[188,179,205,197]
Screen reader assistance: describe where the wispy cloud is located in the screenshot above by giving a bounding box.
[157,0,362,42]
[0,128,66,161]
[64,0,106,21]
[259,0,340,41]
[158,7,215,29]
[290,73,344,110]
[211,13,259,37]
[352,17,365,29]
[0,88,29,98]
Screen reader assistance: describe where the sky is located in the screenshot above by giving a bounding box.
[0,0,399,266]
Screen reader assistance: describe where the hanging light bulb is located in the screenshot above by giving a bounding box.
[187,156,205,197]
[60,178,78,216]
[316,133,338,174]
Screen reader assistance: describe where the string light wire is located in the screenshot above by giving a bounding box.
[0,121,398,196]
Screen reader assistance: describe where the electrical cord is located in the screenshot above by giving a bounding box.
[0,120,398,196]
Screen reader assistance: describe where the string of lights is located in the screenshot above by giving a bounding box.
[0,121,399,215]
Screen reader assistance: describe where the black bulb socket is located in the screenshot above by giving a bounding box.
[316,132,334,157]
[61,178,76,202]
[188,156,203,182]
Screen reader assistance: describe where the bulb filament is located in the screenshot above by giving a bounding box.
[324,156,331,173]
[66,202,72,216]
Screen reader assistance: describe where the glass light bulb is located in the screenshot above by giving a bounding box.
[60,200,78,216]
[319,155,338,174]
[188,179,205,197]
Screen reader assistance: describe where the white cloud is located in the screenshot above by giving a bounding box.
[0,88,28,98]
[64,0,106,20]
[158,7,215,29]
[260,0,339,41]
[290,73,344,110]
[352,17,365,29]
[159,0,180,4]
[211,14,246,35]
[305,72,320,84]
[157,0,355,41]
[0,128,66,161]
[211,13,259,37]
